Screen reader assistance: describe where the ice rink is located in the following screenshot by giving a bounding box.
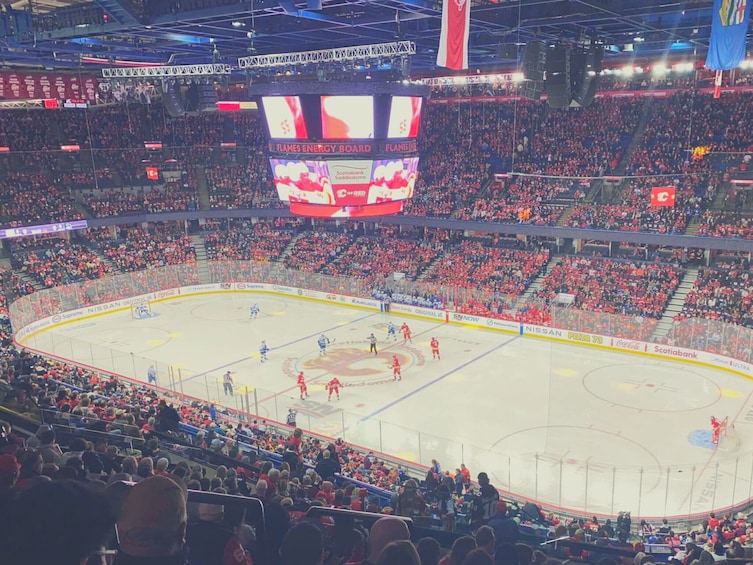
[21,292,753,519]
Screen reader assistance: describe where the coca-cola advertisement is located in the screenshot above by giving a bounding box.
[0,72,98,101]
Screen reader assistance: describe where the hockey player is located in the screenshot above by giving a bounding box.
[259,340,269,362]
[136,303,150,318]
[367,333,378,355]
[400,322,412,344]
[387,321,397,341]
[250,303,260,319]
[317,334,331,356]
[430,337,441,360]
[222,371,234,396]
[391,355,402,381]
[147,365,157,385]
[297,371,309,399]
[328,377,342,401]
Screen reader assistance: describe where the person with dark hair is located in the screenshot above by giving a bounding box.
[464,549,495,565]
[494,543,520,565]
[2,479,116,565]
[417,537,441,565]
[440,536,477,565]
[37,428,63,465]
[475,526,495,556]
[280,521,323,565]
[156,400,181,433]
[471,472,499,528]
[376,540,421,565]
[395,479,426,518]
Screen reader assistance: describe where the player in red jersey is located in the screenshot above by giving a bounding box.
[297,371,309,400]
[400,322,412,344]
[328,377,342,401]
[430,337,440,360]
[391,355,402,381]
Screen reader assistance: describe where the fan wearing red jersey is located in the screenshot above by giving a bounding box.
[328,377,342,401]
[430,337,440,360]
[391,355,402,381]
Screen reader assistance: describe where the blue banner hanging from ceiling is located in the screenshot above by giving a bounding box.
[706,0,751,70]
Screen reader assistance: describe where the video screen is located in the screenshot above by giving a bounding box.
[271,157,419,207]
[271,159,333,204]
[262,96,308,139]
[320,96,374,139]
[368,157,419,203]
[387,96,423,138]
[289,201,404,218]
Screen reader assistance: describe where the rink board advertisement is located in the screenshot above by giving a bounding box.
[11,282,753,379]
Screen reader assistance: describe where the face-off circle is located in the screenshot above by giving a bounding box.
[282,340,425,387]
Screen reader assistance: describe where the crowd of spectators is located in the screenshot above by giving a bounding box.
[423,241,550,298]
[82,180,198,217]
[98,225,196,272]
[535,256,682,320]
[204,221,294,262]
[514,98,643,177]
[10,240,109,288]
[322,236,445,283]
[675,263,753,328]
[283,230,353,273]
[697,211,753,239]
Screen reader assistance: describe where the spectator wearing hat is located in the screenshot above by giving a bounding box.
[488,501,520,546]
[114,475,189,564]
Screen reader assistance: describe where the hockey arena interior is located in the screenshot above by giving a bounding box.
[4,0,753,564]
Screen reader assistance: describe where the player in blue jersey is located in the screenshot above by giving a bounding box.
[317,334,331,356]
[250,303,260,319]
[387,321,397,341]
[259,340,269,362]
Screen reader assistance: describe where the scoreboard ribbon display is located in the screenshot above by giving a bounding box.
[271,157,419,206]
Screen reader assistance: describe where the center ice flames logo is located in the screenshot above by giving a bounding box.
[302,349,411,378]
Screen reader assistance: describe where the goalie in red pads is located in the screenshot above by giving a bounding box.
[328,377,342,401]
[711,416,726,445]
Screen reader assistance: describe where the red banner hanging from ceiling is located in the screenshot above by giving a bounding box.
[0,72,98,101]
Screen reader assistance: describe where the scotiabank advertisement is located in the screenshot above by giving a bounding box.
[270,157,418,206]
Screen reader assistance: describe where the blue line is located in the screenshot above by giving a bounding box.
[358,335,520,423]
[182,311,379,383]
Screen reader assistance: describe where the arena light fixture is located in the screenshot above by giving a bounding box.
[238,41,415,70]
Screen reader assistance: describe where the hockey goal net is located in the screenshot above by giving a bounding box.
[715,417,741,452]
[130,302,152,319]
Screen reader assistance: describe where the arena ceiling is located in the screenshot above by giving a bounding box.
[0,0,746,75]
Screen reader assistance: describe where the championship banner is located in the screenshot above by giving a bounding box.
[706,0,751,70]
[0,72,98,101]
[436,0,471,70]
[650,186,676,207]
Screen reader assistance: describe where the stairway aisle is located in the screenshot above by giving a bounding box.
[195,166,211,211]
[191,235,211,284]
[514,254,562,309]
[614,97,654,173]
[649,266,699,343]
